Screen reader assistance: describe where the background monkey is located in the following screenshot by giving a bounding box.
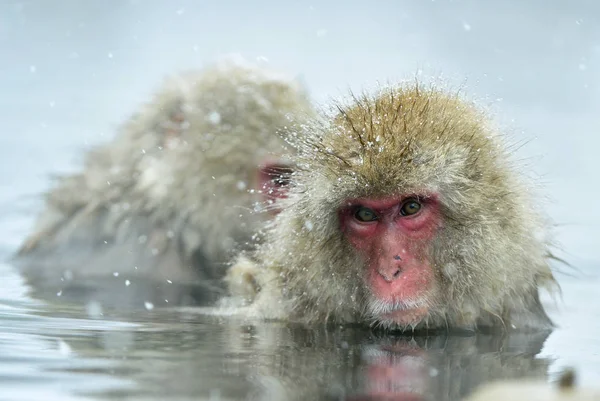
[13,57,314,309]
[226,82,557,332]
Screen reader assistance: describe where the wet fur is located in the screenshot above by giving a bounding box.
[13,58,314,308]
[226,82,557,332]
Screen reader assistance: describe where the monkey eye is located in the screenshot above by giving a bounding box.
[354,206,379,222]
[265,165,293,187]
[400,198,422,216]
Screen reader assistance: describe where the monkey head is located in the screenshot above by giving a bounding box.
[252,84,556,332]
[74,57,313,263]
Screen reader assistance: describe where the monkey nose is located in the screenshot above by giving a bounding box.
[377,266,402,283]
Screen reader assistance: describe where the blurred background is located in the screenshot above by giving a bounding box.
[0,0,598,398]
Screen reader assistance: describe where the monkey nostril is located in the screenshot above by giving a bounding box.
[379,267,403,282]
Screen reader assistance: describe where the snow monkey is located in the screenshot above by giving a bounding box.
[226,82,558,332]
[13,57,314,308]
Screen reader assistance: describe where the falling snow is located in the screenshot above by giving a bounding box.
[207,111,221,125]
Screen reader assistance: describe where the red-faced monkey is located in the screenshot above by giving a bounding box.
[14,58,314,308]
[226,82,557,332]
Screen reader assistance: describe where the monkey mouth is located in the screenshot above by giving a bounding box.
[367,298,429,327]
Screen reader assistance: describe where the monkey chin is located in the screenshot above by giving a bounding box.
[380,306,429,328]
[367,297,430,329]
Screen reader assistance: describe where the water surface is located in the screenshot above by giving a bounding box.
[1,255,599,400]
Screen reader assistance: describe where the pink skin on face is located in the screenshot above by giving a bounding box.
[340,195,441,325]
[256,161,293,214]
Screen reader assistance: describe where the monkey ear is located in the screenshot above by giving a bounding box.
[257,162,294,205]
[166,109,186,138]
[153,97,187,146]
[163,105,187,144]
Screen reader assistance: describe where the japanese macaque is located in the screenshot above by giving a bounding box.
[13,57,313,308]
[226,82,557,332]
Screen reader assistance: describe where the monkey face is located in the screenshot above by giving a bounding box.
[339,194,442,327]
[257,161,294,213]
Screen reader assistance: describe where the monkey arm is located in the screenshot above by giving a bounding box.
[223,255,293,320]
[225,255,263,304]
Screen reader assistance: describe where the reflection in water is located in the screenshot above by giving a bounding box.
[354,333,548,401]
[26,304,550,401]
[0,259,556,400]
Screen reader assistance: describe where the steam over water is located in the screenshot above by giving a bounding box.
[1,1,599,400]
